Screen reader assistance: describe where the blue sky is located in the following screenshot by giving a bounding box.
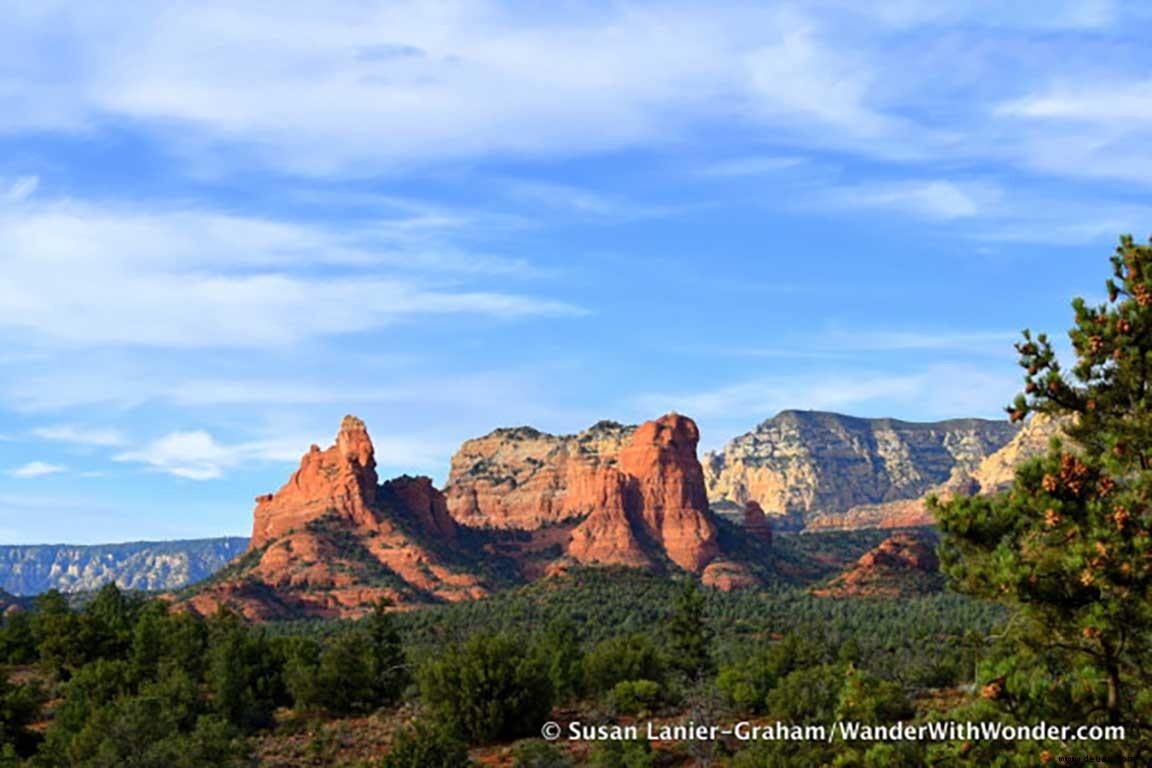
[1,0,1150,543]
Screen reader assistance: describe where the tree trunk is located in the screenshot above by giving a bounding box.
[1106,656,1121,725]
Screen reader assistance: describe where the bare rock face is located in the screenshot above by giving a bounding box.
[969,413,1063,491]
[380,475,458,542]
[186,417,484,620]
[700,559,761,591]
[804,414,1066,531]
[567,414,720,572]
[444,421,635,529]
[250,415,379,550]
[447,413,722,573]
[703,411,1020,529]
[616,414,719,572]
[812,533,942,597]
[566,466,654,570]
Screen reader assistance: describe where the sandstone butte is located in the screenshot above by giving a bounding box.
[445,412,757,586]
[443,420,636,529]
[184,416,485,621]
[185,413,763,619]
[568,413,721,574]
[811,533,943,598]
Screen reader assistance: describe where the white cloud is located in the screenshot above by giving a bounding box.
[0,0,1147,188]
[997,80,1152,129]
[825,179,987,220]
[715,329,1019,358]
[8,461,66,478]
[702,156,807,177]
[994,78,1152,182]
[114,431,292,480]
[4,176,38,202]
[0,357,568,415]
[0,2,911,174]
[0,196,581,349]
[743,23,894,139]
[639,363,1019,425]
[113,427,453,480]
[32,425,127,447]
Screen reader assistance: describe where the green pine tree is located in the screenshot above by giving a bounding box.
[666,578,714,682]
[932,235,1152,742]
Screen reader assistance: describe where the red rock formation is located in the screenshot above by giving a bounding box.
[444,413,723,574]
[184,416,486,620]
[381,475,458,542]
[444,422,635,529]
[701,559,760,591]
[742,501,773,546]
[616,413,719,572]
[250,415,379,549]
[566,467,654,569]
[812,534,942,598]
[568,413,720,573]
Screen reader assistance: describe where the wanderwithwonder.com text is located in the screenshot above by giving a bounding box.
[544,720,1127,743]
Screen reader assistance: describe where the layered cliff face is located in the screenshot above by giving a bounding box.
[0,538,249,595]
[805,414,1064,530]
[185,417,483,620]
[970,413,1063,491]
[703,411,1019,529]
[443,421,635,529]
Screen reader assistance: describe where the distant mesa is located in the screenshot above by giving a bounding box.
[703,410,1045,530]
[0,539,249,596]
[801,414,1063,531]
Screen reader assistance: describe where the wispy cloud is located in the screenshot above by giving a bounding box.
[113,427,454,480]
[3,176,38,203]
[8,461,66,478]
[711,329,1020,359]
[0,194,581,349]
[638,363,1019,426]
[743,22,896,140]
[2,0,1148,190]
[32,425,127,447]
[701,156,807,177]
[823,179,989,220]
[0,3,915,175]
[995,78,1152,182]
[114,431,300,480]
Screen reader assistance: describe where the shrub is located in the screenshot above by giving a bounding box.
[511,738,574,768]
[380,722,472,768]
[586,739,655,768]
[608,680,662,717]
[418,632,552,744]
[583,635,665,695]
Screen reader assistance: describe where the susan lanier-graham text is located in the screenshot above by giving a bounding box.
[555,720,1126,743]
